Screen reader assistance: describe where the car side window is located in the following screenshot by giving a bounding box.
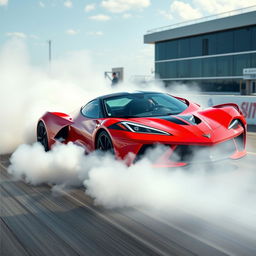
[81,100,101,118]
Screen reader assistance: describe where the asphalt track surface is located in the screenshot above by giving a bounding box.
[1,133,256,256]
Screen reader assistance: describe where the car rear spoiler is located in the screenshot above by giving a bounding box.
[212,103,242,114]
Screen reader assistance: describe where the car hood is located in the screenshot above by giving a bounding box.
[118,108,243,144]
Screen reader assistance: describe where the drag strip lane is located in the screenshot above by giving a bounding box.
[0,165,165,256]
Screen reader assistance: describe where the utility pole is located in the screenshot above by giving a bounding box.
[48,40,52,64]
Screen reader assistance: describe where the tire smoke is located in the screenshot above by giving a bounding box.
[0,39,164,154]
[7,141,256,235]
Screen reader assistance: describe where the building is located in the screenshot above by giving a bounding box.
[144,7,256,94]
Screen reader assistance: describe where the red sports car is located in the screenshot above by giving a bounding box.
[37,91,247,167]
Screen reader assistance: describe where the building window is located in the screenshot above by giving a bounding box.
[190,36,202,57]
[178,60,190,78]
[216,56,233,76]
[179,38,190,58]
[251,53,256,67]
[252,26,256,50]
[166,61,177,78]
[166,40,178,59]
[233,54,251,76]
[216,30,233,54]
[202,38,209,55]
[202,58,216,77]
[234,28,251,52]
[190,59,202,77]
[155,62,166,78]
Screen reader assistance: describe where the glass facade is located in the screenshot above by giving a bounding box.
[156,54,255,77]
[155,25,256,61]
[155,25,256,92]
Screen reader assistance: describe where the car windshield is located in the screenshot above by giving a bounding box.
[103,93,188,118]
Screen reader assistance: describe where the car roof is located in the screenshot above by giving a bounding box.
[96,91,164,101]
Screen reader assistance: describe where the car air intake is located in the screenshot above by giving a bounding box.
[170,140,236,163]
[179,115,202,125]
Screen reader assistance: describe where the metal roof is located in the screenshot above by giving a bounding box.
[144,8,256,44]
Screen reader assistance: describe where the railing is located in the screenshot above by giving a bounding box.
[146,5,256,34]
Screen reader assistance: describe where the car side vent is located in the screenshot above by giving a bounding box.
[193,115,202,124]
[179,115,201,125]
[54,126,69,141]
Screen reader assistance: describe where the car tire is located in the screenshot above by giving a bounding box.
[96,130,114,154]
[37,121,49,151]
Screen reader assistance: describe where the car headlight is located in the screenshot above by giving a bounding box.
[121,121,171,135]
[228,119,240,129]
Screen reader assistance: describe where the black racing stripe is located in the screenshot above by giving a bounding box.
[157,116,189,125]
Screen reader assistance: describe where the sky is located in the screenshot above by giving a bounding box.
[0,0,255,79]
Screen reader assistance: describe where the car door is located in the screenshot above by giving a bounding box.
[72,99,102,151]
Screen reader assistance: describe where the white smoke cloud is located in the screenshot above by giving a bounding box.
[0,39,107,154]
[8,142,85,186]
[0,39,164,154]
[7,141,256,233]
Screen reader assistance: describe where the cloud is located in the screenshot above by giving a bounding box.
[88,14,111,21]
[170,1,202,20]
[39,1,45,8]
[158,10,172,20]
[122,13,132,19]
[160,0,256,21]
[30,35,40,40]
[6,32,27,39]
[84,3,96,12]
[193,0,256,14]
[101,0,150,13]
[0,0,8,6]
[66,29,80,35]
[88,31,104,36]
[64,0,72,8]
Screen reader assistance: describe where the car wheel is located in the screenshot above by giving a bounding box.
[37,121,49,151]
[96,131,114,154]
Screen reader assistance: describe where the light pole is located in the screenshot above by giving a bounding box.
[48,40,52,64]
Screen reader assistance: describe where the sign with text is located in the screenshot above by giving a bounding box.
[243,68,256,80]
